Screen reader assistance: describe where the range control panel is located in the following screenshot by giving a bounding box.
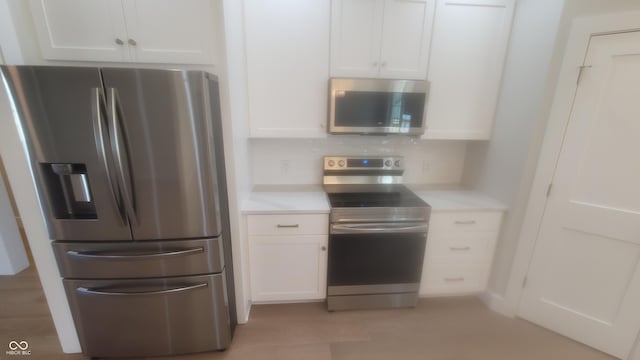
[323,156,404,171]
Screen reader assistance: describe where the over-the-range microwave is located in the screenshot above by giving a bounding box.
[328,78,429,136]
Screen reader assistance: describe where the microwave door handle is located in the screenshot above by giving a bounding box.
[108,87,137,226]
[92,88,126,224]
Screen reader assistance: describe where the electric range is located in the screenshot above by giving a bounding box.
[323,156,430,311]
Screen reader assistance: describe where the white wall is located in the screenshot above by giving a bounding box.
[251,138,466,185]
[462,0,566,297]
[465,0,640,301]
[0,11,29,276]
[0,169,29,275]
[219,0,253,323]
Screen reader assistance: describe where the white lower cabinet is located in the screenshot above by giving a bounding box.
[420,210,503,296]
[247,214,328,302]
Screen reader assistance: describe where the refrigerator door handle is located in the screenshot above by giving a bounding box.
[75,282,208,296]
[107,87,138,226]
[92,88,126,224]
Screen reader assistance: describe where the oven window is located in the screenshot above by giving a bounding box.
[334,91,425,130]
[328,232,426,286]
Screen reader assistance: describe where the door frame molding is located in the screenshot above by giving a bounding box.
[502,10,640,348]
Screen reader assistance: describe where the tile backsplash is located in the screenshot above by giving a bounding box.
[249,136,466,185]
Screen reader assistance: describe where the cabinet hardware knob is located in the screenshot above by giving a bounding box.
[128,38,137,46]
[115,38,124,45]
[321,246,327,251]
[450,246,471,251]
[454,220,476,225]
[276,224,299,228]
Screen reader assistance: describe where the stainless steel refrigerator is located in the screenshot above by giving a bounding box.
[1,66,236,358]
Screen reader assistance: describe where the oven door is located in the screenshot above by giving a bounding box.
[328,222,427,296]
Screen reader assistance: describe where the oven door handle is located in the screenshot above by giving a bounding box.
[331,223,428,234]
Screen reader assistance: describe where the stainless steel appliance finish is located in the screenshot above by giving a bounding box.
[1,66,235,357]
[64,273,230,358]
[324,156,430,311]
[328,78,429,136]
[53,237,224,279]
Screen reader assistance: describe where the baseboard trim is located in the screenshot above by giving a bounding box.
[479,291,516,318]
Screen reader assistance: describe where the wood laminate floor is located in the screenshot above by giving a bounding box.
[0,266,615,360]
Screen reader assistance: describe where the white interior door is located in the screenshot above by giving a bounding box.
[518,31,640,359]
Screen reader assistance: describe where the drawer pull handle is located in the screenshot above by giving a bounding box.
[76,282,208,296]
[450,246,471,251]
[444,277,465,282]
[67,247,204,260]
[277,224,300,228]
[454,220,476,225]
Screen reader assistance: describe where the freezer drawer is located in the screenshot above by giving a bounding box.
[53,237,224,279]
[64,273,231,357]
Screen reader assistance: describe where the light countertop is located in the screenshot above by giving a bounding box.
[409,187,508,212]
[242,185,330,214]
[241,184,507,214]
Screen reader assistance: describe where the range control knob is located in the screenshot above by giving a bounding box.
[328,160,336,167]
[338,159,346,167]
[394,160,401,167]
[384,160,392,167]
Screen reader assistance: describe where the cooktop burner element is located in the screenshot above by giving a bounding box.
[323,156,430,311]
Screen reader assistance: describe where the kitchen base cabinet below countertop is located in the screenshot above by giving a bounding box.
[419,210,503,297]
[247,213,329,303]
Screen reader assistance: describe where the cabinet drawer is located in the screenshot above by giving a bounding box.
[247,214,328,235]
[53,238,223,279]
[426,231,498,264]
[420,263,489,295]
[64,273,230,357]
[429,211,502,233]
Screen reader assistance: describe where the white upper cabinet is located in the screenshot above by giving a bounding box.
[29,0,128,62]
[121,0,216,64]
[423,0,515,140]
[331,0,435,80]
[244,0,330,138]
[29,0,217,64]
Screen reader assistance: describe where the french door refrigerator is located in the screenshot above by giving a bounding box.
[1,66,236,358]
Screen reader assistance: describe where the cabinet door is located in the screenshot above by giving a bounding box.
[330,0,384,78]
[245,0,330,138]
[249,235,327,302]
[29,0,129,62]
[121,0,217,64]
[423,0,515,139]
[378,0,435,79]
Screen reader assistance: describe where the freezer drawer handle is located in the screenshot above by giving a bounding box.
[75,282,208,297]
[66,247,204,260]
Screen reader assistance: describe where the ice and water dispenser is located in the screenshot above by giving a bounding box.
[41,163,97,219]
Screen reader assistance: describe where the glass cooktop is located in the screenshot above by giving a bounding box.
[325,184,427,208]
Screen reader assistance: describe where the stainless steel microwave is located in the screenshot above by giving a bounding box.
[328,78,429,136]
